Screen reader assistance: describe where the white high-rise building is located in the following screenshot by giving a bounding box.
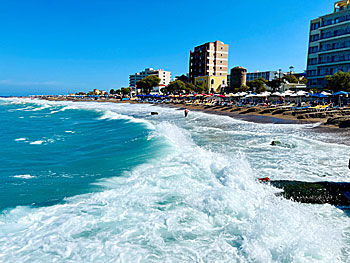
[129,68,171,87]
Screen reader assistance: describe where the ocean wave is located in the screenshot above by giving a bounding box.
[97,110,155,129]
[12,174,36,179]
[14,138,27,142]
[1,120,348,262]
[29,140,44,145]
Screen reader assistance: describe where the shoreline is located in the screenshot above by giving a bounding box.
[18,97,350,144]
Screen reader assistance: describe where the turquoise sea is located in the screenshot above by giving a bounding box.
[1,98,350,262]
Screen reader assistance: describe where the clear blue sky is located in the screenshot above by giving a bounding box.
[0,0,335,95]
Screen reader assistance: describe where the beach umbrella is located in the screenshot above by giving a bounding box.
[333,91,348,96]
[321,91,332,96]
[333,91,348,106]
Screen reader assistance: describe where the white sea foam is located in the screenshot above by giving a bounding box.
[0,120,349,262]
[12,174,35,179]
[2,98,350,262]
[65,131,75,133]
[30,140,44,145]
[14,138,26,142]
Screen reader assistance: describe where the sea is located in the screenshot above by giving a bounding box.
[0,97,350,262]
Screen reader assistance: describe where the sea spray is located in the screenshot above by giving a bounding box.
[0,98,349,262]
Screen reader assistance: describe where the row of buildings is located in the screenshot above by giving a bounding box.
[128,0,350,94]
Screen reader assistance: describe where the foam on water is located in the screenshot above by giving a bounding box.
[29,140,44,145]
[1,98,350,262]
[0,118,350,262]
[14,138,26,142]
[12,174,36,179]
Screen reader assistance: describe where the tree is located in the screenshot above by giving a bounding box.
[167,80,186,94]
[194,81,208,93]
[116,89,121,94]
[325,71,350,92]
[121,88,130,96]
[176,74,189,83]
[185,82,195,93]
[136,75,161,94]
[234,85,250,93]
[283,74,298,83]
[299,77,308,85]
[266,79,280,92]
[247,78,267,93]
[110,89,115,95]
[75,92,86,95]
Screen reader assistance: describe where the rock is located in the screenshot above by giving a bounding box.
[239,108,260,114]
[326,116,350,127]
[151,112,158,115]
[297,114,309,119]
[269,180,350,206]
[339,119,350,128]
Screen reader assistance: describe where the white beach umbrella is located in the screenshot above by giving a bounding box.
[296,91,308,96]
[272,92,282,96]
[321,91,332,96]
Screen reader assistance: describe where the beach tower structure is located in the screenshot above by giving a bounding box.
[229,66,247,92]
[306,0,350,88]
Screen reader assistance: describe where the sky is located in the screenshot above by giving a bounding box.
[0,0,336,95]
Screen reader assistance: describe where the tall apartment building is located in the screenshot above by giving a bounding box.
[129,68,171,87]
[189,41,229,84]
[306,0,350,87]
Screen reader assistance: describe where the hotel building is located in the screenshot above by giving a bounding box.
[129,68,171,88]
[246,71,278,82]
[189,41,229,86]
[306,0,350,87]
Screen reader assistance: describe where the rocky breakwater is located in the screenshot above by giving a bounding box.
[259,178,350,206]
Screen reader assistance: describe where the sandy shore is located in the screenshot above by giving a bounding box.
[40,97,350,137]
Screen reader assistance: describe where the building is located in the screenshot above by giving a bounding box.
[189,41,229,83]
[228,67,247,92]
[194,76,227,93]
[129,68,171,87]
[306,0,350,87]
[246,71,278,82]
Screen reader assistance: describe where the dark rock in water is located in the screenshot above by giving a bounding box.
[270,180,350,206]
[339,119,350,128]
[151,112,158,115]
[326,116,350,128]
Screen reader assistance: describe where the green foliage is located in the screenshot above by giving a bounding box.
[194,81,208,93]
[185,82,195,93]
[75,92,86,95]
[121,88,130,95]
[109,89,115,95]
[167,80,186,93]
[176,74,189,83]
[233,85,250,93]
[325,71,350,92]
[310,88,321,94]
[87,91,94,95]
[247,78,267,93]
[283,74,299,83]
[116,89,121,94]
[299,77,308,85]
[266,79,280,91]
[136,75,161,94]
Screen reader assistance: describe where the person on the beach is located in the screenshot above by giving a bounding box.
[184,108,189,118]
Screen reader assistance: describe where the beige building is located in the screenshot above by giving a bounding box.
[129,68,171,87]
[194,75,227,93]
[189,40,229,83]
